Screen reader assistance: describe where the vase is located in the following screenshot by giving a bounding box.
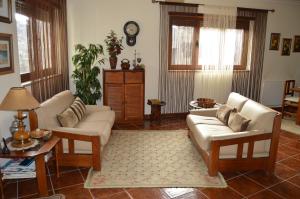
[109,56,118,69]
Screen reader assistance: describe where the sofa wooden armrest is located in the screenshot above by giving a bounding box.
[189,112,281,176]
[209,132,273,176]
[29,111,101,171]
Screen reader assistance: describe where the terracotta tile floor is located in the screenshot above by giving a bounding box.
[3,117,300,199]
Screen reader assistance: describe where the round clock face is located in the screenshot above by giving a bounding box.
[124,21,139,36]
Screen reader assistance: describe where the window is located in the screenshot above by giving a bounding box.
[16,13,31,82]
[168,12,253,70]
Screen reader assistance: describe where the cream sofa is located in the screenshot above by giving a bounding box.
[29,90,115,170]
[187,92,281,176]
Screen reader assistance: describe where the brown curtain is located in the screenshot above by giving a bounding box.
[16,0,69,102]
[159,4,197,114]
[232,8,268,102]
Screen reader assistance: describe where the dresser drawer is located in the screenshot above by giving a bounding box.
[125,71,144,84]
[105,71,124,83]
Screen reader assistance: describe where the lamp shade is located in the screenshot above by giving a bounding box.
[0,87,40,111]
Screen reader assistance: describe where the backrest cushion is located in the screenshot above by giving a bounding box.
[35,90,75,129]
[226,92,249,112]
[240,100,277,132]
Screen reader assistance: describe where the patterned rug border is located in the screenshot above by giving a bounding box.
[84,130,227,189]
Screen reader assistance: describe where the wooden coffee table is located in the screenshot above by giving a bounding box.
[0,136,61,197]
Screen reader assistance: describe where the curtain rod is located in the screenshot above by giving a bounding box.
[151,0,275,13]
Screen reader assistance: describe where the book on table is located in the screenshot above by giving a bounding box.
[0,152,52,180]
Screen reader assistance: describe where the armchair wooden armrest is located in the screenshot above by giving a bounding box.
[29,111,101,171]
[51,128,101,171]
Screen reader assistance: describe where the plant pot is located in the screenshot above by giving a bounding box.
[109,56,118,69]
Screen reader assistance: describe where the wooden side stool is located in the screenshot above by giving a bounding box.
[147,99,166,122]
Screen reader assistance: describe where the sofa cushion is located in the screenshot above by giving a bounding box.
[36,90,75,129]
[70,97,86,121]
[191,124,234,150]
[216,105,233,124]
[187,115,225,126]
[57,107,79,127]
[82,108,115,127]
[240,100,277,133]
[228,111,251,132]
[226,92,248,112]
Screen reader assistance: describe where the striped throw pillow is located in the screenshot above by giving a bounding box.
[57,97,86,127]
[70,97,86,121]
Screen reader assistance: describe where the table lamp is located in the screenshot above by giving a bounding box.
[0,87,40,147]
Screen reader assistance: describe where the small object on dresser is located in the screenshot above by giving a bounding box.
[121,59,130,70]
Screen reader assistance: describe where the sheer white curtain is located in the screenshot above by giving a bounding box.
[172,26,194,65]
[194,6,240,103]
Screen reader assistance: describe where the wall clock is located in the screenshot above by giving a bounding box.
[123,21,140,46]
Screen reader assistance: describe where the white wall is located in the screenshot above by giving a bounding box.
[67,0,300,112]
[0,0,21,138]
[67,0,159,113]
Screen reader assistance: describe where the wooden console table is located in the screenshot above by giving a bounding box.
[0,136,61,197]
[291,87,300,125]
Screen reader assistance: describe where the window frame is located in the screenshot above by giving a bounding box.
[168,12,253,71]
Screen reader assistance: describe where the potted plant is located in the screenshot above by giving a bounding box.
[72,44,104,105]
[104,30,123,69]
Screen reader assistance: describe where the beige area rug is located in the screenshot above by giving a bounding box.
[84,130,227,189]
[281,118,300,135]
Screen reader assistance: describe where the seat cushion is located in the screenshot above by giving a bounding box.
[226,92,248,112]
[285,96,299,103]
[62,120,112,154]
[187,114,225,126]
[81,110,115,127]
[190,124,234,150]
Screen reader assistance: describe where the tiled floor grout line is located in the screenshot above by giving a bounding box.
[46,165,55,195]
[16,180,19,199]
[241,175,285,199]
[226,186,246,198]
[123,189,134,199]
[78,168,94,199]
[53,182,84,192]
[277,152,300,163]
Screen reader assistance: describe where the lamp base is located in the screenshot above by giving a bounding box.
[11,139,34,148]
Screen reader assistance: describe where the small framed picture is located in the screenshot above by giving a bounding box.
[0,33,14,75]
[269,33,280,50]
[281,38,292,56]
[0,0,12,23]
[293,35,300,52]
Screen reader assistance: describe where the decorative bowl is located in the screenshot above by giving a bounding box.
[196,98,216,108]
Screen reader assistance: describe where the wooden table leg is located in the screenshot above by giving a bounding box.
[296,99,300,125]
[54,140,62,178]
[35,155,48,197]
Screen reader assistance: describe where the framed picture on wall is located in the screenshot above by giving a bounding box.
[269,33,280,50]
[281,38,292,56]
[0,33,14,75]
[0,0,12,23]
[293,35,300,52]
